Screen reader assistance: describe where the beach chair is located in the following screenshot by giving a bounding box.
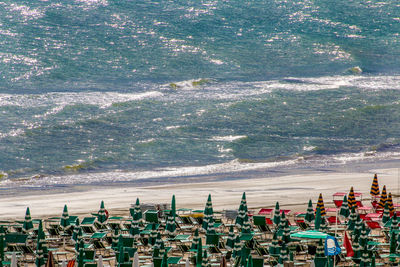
[144,210,159,224]
[253,215,272,235]
[327,216,341,225]
[206,234,222,253]
[81,217,98,234]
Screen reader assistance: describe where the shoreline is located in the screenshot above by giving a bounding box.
[1,166,399,220]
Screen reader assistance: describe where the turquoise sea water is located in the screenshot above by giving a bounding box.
[1,0,400,189]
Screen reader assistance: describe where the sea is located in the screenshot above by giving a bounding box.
[1,0,400,194]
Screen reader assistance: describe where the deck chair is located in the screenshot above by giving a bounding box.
[253,215,272,235]
[255,246,269,257]
[81,217,97,234]
[82,249,96,263]
[144,210,159,224]
[206,234,221,253]
[5,233,30,253]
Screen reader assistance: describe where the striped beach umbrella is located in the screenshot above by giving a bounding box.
[206,215,215,235]
[360,245,370,266]
[316,194,326,216]
[35,221,46,267]
[314,207,322,231]
[133,198,142,222]
[202,194,214,232]
[348,187,356,209]
[226,226,235,250]
[269,232,280,256]
[382,203,391,224]
[305,200,314,225]
[352,235,361,260]
[278,243,288,264]
[241,214,251,234]
[165,195,177,236]
[282,220,291,244]
[97,200,107,224]
[233,236,242,258]
[370,174,380,196]
[72,218,80,244]
[191,228,200,250]
[353,214,363,237]
[201,250,209,267]
[149,223,158,246]
[112,228,120,250]
[23,207,33,232]
[154,232,165,255]
[278,211,287,232]
[196,237,202,267]
[74,227,83,252]
[347,206,357,231]
[359,223,368,247]
[130,209,141,239]
[75,232,84,253]
[273,202,281,226]
[339,195,350,218]
[60,205,70,230]
[392,213,399,232]
[320,216,328,232]
[38,220,48,256]
[378,185,388,209]
[387,192,395,215]
[390,231,397,254]
[315,238,325,257]
[235,192,248,228]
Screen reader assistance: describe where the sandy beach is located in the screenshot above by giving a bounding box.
[1,167,399,220]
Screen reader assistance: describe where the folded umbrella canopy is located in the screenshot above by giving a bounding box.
[316,194,326,217]
[235,192,248,229]
[370,174,380,197]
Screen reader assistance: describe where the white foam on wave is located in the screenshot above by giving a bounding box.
[0,91,163,109]
[211,135,247,142]
[2,147,400,188]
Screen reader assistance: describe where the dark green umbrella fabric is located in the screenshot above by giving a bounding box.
[340,195,350,218]
[97,200,107,224]
[305,199,314,224]
[191,228,200,250]
[269,232,280,256]
[201,249,209,267]
[23,207,33,232]
[202,194,214,232]
[235,192,248,228]
[196,237,202,267]
[273,202,280,226]
[60,204,70,230]
[165,195,177,236]
[233,236,242,258]
[314,208,321,231]
[226,225,235,250]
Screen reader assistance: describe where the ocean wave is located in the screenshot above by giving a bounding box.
[2,148,400,189]
[0,91,163,108]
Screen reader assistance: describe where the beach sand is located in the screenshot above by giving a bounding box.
[1,167,399,220]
